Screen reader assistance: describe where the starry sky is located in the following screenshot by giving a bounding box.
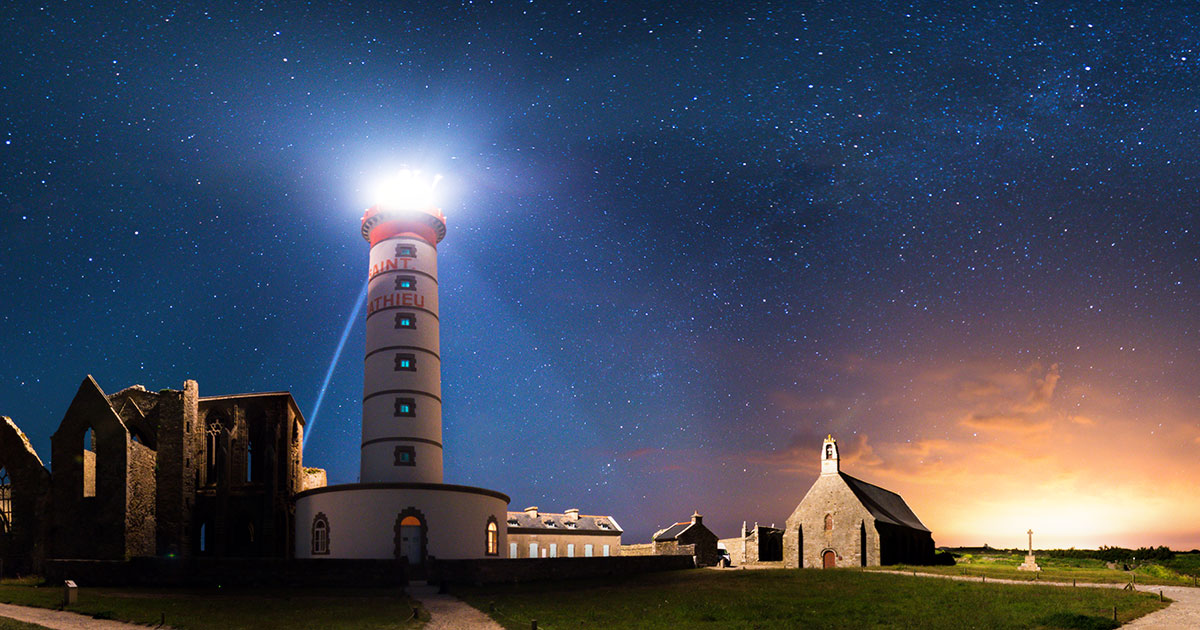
[1,2,1197,550]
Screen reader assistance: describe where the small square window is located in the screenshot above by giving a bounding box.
[394,445,416,466]
[395,275,417,291]
[395,244,417,258]
[395,313,416,329]
[394,397,416,417]
[394,353,416,371]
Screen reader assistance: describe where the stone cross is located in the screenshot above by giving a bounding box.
[1027,529,1033,554]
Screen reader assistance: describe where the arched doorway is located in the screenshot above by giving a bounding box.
[398,516,422,563]
[823,550,836,569]
[394,508,428,567]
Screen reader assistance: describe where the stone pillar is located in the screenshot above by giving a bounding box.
[359,192,447,484]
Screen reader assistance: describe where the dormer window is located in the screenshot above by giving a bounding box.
[566,522,577,529]
[507,518,519,526]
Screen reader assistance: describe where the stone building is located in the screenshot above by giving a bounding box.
[505,507,622,558]
[0,375,315,574]
[0,416,52,574]
[650,511,720,567]
[783,436,934,569]
[719,522,783,566]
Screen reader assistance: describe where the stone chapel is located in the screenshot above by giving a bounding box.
[783,435,934,568]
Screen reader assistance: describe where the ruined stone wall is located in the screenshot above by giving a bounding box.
[51,377,131,561]
[0,416,53,574]
[125,440,157,557]
[783,474,879,569]
[151,382,200,557]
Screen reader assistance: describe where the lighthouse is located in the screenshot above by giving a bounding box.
[360,183,447,484]
[294,170,509,562]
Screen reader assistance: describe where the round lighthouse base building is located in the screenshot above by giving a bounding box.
[295,483,508,561]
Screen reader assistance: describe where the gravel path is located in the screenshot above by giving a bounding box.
[409,584,503,630]
[876,570,1200,628]
[0,602,162,630]
[1123,584,1200,629]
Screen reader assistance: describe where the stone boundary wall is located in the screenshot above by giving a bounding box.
[620,542,696,557]
[430,555,696,585]
[45,558,409,587]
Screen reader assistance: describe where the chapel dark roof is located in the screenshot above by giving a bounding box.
[839,472,930,532]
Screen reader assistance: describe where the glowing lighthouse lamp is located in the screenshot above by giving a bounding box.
[293,169,510,562]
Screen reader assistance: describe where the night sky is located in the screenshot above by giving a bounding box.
[2,2,1197,549]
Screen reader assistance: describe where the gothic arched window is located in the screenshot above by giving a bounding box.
[0,467,10,534]
[485,516,499,556]
[312,512,330,555]
[824,513,833,531]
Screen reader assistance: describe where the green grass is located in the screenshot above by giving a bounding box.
[455,568,1167,630]
[1163,552,1200,577]
[0,581,424,630]
[890,553,1200,586]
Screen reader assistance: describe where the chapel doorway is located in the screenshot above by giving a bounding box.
[823,550,836,568]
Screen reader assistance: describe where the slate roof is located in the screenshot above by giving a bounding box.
[653,522,693,541]
[506,511,622,534]
[839,472,930,532]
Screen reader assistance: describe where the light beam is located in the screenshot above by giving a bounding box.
[304,280,368,449]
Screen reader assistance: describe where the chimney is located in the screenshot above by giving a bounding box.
[691,510,702,525]
[524,506,538,518]
[564,508,579,522]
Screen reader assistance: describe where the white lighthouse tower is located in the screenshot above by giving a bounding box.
[360,186,447,484]
[294,171,509,564]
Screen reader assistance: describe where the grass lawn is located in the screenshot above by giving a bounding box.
[888,552,1200,587]
[455,568,1167,630]
[0,578,423,630]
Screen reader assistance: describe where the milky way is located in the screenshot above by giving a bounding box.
[1,3,1196,547]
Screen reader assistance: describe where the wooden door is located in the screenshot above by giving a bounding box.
[823,550,836,568]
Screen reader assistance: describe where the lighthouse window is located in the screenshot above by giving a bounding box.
[312,513,330,555]
[394,353,416,371]
[394,445,416,466]
[395,275,417,291]
[486,517,499,556]
[395,313,416,329]
[395,398,416,417]
[395,244,416,258]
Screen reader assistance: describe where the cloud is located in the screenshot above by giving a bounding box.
[957,363,1060,434]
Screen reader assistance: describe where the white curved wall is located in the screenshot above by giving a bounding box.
[296,486,508,560]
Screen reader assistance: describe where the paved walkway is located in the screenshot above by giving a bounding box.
[408,584,503,630]
[877,570,1200,629]
[0,602,161,630]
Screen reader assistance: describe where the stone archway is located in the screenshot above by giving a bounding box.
[393,507,428,567]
